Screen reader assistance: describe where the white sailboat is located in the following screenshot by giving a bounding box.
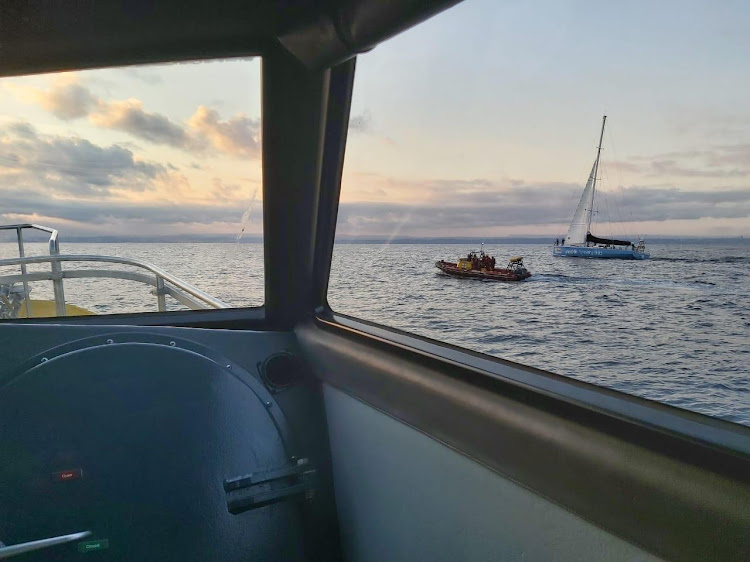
[553,115,649,260]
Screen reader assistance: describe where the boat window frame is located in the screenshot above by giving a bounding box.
[312,55,750,442]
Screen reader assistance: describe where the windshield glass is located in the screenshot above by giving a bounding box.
[0,58,263,318]
[328,0,750,426]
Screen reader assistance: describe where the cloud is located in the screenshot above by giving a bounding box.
[7,80,98,120]
[123,68,164,85]
[0,187,244,227]
[610,144,750,179]
[187,106,260,157]
[87,99,261,158]
[2,143,746,236]
[429,178,495,192]
[7,121,36,139]
[707,144,750,167]
[210,178,243,200]
[90,99,193,149]
[649,159,749,178]
[9,80,260,158]
[0,120,254,234]
[0,122,165,196]
[335,177,750,235]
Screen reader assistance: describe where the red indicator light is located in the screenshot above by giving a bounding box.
[52,468,83,482]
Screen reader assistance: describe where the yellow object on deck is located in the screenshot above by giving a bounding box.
[457,259,472,270]
[17,300,93,318]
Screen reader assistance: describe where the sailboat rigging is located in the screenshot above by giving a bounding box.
[553,116,649,260]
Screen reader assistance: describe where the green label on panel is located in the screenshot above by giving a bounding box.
[77,539,109,553]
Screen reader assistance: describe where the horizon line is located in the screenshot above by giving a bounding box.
[6,234,746,244]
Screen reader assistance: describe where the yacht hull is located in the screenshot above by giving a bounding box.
[553,246,649,260]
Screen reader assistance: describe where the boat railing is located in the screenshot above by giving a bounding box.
[0,224,64,317]
[0,224,229,317]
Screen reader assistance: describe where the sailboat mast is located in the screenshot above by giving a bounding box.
[591,115,606,204]
[563,116,609,247]
[587,115,606,240]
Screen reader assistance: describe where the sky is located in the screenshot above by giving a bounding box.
[1,0,749,239]
[0,60,263,238]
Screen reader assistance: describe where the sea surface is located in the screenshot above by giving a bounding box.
[330,243,750,427]
[1,240,748,427]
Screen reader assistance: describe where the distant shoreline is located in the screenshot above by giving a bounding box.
[5,236,747,245]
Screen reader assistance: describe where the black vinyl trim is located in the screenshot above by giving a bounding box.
[0,306,270,330]
[313,59,357,308]
[261,48,330,329]
[278,0,464,69]
[297,313,750,561]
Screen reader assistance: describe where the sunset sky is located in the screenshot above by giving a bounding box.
[1,0,749,239]
[0,59,262,237]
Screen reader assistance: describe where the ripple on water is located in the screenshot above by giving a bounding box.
[328,243,750,427]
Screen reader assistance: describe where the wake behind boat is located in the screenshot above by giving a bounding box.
[553,116,649,260]
[436,247,531,281]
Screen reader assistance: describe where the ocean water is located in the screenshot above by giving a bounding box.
[0,242,265,313]
[329,243,750,427]
[1,240,748,427]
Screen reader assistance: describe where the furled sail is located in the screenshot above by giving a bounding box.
[564,161,597,245]
[586,233,632,246]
